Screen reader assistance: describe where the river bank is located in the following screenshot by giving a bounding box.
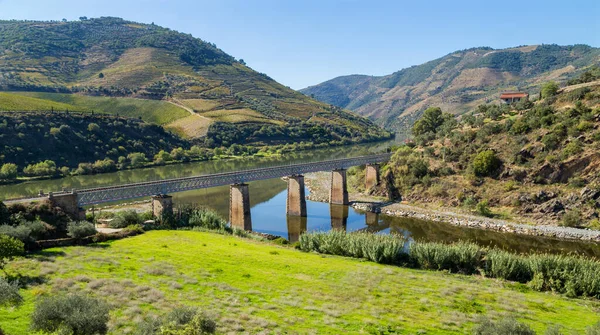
[304,172,600,242]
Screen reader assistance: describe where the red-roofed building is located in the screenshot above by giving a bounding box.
[500,92,529,103]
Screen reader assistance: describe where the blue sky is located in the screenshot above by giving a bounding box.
[1,0,598,89]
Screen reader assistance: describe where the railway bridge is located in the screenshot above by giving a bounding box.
[24,153,391,231]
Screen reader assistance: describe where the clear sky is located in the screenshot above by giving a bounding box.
[1,0,599,89]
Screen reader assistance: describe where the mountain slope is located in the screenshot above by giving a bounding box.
[301,45,600,137]
[380,81,600,226]
[0,17,390,145]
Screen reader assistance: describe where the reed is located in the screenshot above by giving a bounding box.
[298,230,600,298]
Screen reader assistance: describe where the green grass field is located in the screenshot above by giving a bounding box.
[0,92,189,125]
[1,231,598,334]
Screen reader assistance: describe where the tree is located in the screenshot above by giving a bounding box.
[0,235,24,273]
[471,150,502,177]
[87,123,100,132]
[0,163,18,180]
[541,81,559,98]
[98,72,104,79]
[127,153,147,168]
[412,107,443,136]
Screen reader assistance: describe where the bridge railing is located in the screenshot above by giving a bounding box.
[76,153,392,206]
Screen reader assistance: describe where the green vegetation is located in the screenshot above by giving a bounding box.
[66,222,97,239]
[1,230,599,334]
[471,150,502,177]
[541,81,559,98]
[31,294,110,335]
[383,83,600,225]
[0,234,24,272]
[0,17,390,154]
[299,230,600,299]
[0,112,187,176]
[6,92,190,125]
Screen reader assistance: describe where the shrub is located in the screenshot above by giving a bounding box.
[471,150,502,177]
[135,307,216,335]
[510,118,530,135]
[476,200,493,218]
[0,277,23,307]
[67,221,97,239]
[473,317,534,335]
[188,209,227,230]
[560,210,581,227]
[0,221,48,245]
[0,163,18,180]
[298,231,406,265]
[484,249,532,283]
[110,210,142,228]
[124,224,145,234]
[409,242,481,274]
[587,322,600,335]
[31,294,110,335]
[562,140,583,159]
[541,81,559,99]
[0,234,24,270]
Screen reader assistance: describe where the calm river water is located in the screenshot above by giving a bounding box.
[2,142,600,257]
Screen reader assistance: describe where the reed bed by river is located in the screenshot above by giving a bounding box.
[298,230,600,299]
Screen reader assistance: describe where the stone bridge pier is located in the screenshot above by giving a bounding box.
[230,183,252,231]
[151,194,173,218]
[48,191,86,220]
[286,175,307,217]
[330,169,349,205]
[365,164,380,190]
[330,204,348,231]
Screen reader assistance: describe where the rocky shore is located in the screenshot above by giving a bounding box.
[304,172,600,242]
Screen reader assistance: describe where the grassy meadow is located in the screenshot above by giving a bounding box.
[1,92,189,125]
[1,231,599,334]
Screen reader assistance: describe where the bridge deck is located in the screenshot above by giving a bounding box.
[2,154,391,206]
[77,153,391,205]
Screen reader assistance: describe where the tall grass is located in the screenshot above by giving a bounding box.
[298,231,600,298]
[409,241,481,274]
[298,231,406,264]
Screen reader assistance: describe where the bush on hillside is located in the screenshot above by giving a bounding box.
[0,234,25,270]
[560,210,582,227]
[476,200,494,217]
[0,277,23,307]
[541,81,559,99]
[109,210,143,228]
[472,317,534,335]
[0,220,48,245]
[67,221,97,239]
[471,150,502,177]
[31,294,110,335]
[135,307,216,335]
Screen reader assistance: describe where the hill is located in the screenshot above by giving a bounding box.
[376,81,600,227]
[301,45,600,137]
[0,17,390,145]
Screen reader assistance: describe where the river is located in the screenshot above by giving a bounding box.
[3,142,600,257]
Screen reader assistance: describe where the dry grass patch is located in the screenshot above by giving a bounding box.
[164,114,213,138]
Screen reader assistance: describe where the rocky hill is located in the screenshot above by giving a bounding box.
[301,45,600,138]
[0,17,390,146]
[376,79,600,227]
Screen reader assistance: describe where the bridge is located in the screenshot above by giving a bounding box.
[24,153,391,232]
